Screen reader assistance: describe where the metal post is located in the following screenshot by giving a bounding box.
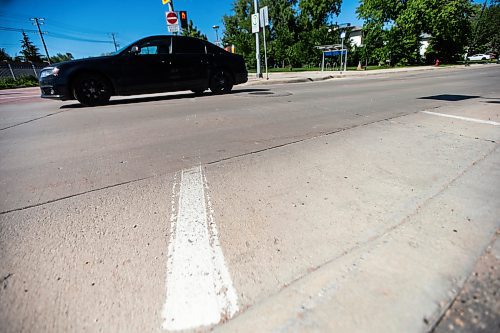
[213,25,220,47]
[344,49,348,72]
[340,37,344,73]
[31,18,50,64]
[254,0,261,78]
[5,61,16,80]
[321,52,325,71]
[262,24,268,79]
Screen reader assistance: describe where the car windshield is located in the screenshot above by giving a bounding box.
[112,41,137,55]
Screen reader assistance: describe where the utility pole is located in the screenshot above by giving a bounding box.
[254,0,262,78]
[30,18,50,64]
[111,33,119,52]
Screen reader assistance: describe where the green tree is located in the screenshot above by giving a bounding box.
[299,0,342,28]
[181,20,208,40]
[223,0,343,69]
[262,0,298,67]
[425,0,473,63]
[50,53,74,63]
[0,48,12,61]
[223,0,256,67]
[20,31,42,62]
[472,0,500,54]
[357,0,473,65]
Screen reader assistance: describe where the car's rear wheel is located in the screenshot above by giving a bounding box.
[209,70,233,95]
[73,73,111,106]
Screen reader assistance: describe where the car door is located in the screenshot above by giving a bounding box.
[169,37,210,90]
[116,38,173,94]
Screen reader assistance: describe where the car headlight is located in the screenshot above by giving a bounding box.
[40,67,60,78]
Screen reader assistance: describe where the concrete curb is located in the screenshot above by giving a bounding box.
[243,64,496,87]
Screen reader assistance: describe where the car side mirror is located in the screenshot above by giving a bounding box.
[130,45,140,54]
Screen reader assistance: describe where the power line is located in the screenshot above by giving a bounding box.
[1,12,113,38]
[45,31,114,44]
[46,18,111,36]
[0,26,114,43]
[0,26,38,33]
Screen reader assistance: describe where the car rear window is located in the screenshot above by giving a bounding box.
[205,43,225,55]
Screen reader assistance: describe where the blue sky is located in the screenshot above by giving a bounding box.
[1,0,363,59]
[5,0,472,60]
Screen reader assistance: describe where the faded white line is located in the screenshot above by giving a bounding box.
[0,95,38,100]
[162,166,238,331]
[421,111,500,126]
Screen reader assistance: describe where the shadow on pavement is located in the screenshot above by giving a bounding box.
[419,94,480,102]
[60,88,271,109]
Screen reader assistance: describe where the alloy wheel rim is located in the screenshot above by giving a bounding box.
[81,79,106,100]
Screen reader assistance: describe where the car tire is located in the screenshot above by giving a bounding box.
[209,70,233,95]
[481,57,486,60]
[73,73,112,107]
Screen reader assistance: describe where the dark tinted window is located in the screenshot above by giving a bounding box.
[138,38,171,55]
[205,42,225,55]
[173,38,205,54]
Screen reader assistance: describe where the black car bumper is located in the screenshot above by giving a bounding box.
[234,72,248,85]
[39,77,72,100]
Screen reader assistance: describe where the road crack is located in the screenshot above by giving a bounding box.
[0,110,69,131]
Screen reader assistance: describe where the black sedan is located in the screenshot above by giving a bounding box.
[39,35,248,106]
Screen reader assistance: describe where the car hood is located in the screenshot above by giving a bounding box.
[46,55,115,69]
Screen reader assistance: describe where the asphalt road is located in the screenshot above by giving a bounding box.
[1,66,499,332]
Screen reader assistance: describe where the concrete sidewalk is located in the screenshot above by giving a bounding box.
[244,63,497,86]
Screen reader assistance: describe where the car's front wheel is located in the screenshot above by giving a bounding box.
[73,73,111,106]
[209,70,233,95]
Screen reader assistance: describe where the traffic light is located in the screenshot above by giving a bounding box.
[180,11,188,30]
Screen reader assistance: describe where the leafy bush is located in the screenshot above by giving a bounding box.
[0,76,39,89]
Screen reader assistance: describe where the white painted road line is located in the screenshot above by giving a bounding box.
[421,111,500,126]
[162,166,238,331]
[0,95,38,100]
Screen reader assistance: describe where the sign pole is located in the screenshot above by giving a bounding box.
[260,7,269,80]
[253,0,261,78]
[344,49,348,72]
[340,35,344,73]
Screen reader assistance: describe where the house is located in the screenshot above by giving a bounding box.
[420,33,432,57]
[349,26,363,47]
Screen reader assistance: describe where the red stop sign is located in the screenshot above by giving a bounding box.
[166,12,178,25]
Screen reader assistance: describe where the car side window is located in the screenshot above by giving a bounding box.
[205,42,224,55]
[138,39,171,55]
[172,38,205,54]
[140,45,158,55]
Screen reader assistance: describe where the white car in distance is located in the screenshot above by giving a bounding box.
[467,54,491,61]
